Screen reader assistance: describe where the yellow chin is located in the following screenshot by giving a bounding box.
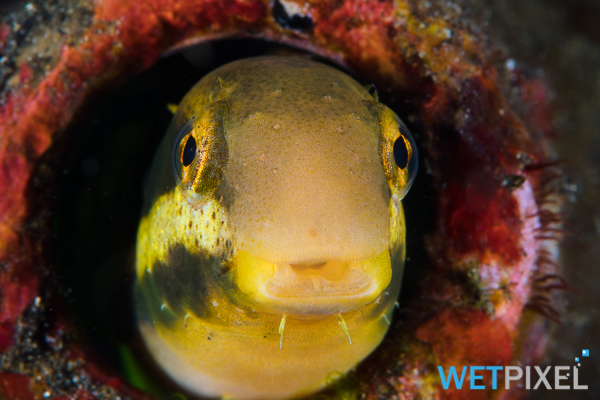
[135,247,399,400]
[235,249,392,315]
[137,284,395,400]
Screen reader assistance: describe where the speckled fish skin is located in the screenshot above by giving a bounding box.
[135,56,416,399]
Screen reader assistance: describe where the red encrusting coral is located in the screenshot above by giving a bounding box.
[416,309,513,400]
[0,372,35,399]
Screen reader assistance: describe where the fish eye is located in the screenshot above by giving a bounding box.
[393,119,418,199]
[171,113,228,205]
[182,134,197,167]
[172,118,195,187]
[393,135,409,169]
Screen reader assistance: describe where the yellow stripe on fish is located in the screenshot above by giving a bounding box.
[135,56,417,400]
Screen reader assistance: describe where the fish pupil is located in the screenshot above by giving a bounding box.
[393,135,409,169]
[182,135,197,167]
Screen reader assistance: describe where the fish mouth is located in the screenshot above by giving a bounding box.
[235,249,392,315]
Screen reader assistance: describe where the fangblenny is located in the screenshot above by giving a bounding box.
[135,56,417,399]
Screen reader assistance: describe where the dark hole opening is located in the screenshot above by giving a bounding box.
[272,0,315,33]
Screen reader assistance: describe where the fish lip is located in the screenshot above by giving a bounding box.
[266,261,373,296]
[235,250,392,316]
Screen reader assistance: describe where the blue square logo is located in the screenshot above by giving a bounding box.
[582,349,589,357]
[575,357,579,362]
